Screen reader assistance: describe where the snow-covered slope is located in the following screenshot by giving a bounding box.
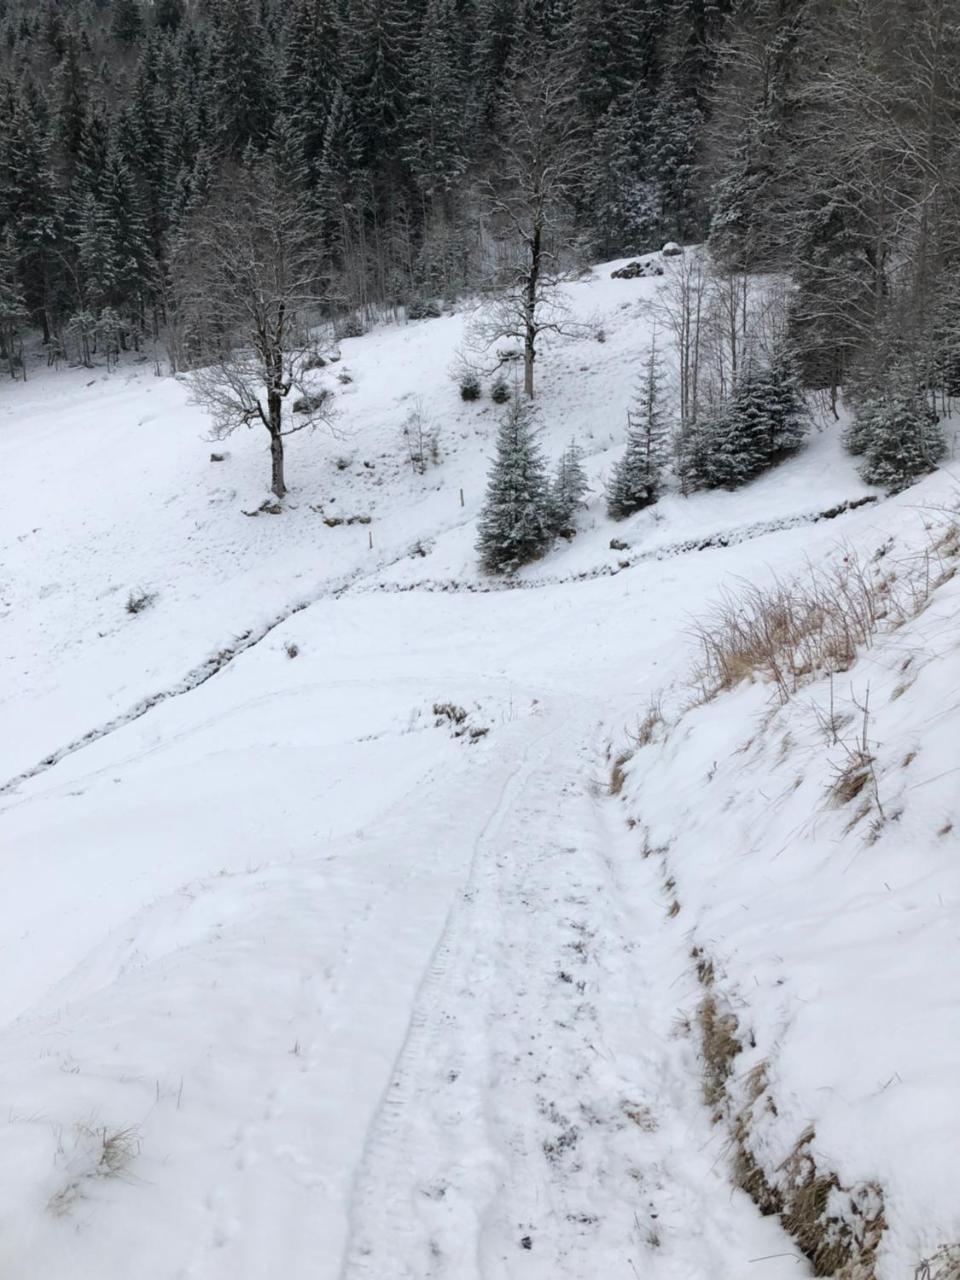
[615,489,960,1279]
[1,259,957,1278]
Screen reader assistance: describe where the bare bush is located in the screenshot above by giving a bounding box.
[402,398,440,474]
[126,589,156,615]
[49,1123,141,1216]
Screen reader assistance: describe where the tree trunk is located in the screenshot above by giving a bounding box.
[268,387,286,499]
[270,430,286,499]
[523,220,542,399]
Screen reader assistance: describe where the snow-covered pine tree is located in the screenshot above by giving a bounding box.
[607,336,670,518]
[111,0,143,46]
[211,0,275,158]
[476,397,553,573]
[702,355,807,489]
[403,0,466,196]
[698,394,765,489]
[549,439,589,536]
[851,394,946,492]
[674,415,711,495]
[736,354,808,461]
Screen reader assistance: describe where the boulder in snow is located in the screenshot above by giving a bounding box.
[611,259,664,280]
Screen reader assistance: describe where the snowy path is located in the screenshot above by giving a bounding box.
[339,703,803,1280]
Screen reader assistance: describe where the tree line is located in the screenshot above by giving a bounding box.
[0,0,724,368]
[1,0,956,513]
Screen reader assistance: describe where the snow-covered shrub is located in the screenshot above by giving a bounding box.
[459,372,481,401]
[336,313,366,340]
[292,390,330,414]
[491,377,511,404]
[64,311,97,367]
[476,398,552,574]
[674,417,712,495]
[406,297,441,321]
[849,394,946,492]
[125,589,157,615]
[401,399,439,474]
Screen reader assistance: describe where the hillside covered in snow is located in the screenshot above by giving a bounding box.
[2,258,959,1280]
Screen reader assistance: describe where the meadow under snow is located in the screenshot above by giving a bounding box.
[1,258,958,1279]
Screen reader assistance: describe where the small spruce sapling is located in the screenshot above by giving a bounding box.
[476,396,553,573]
[607,336,671,518]
[549,440,589,536]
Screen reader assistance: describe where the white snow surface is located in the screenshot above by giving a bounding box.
[1,258,957,1278]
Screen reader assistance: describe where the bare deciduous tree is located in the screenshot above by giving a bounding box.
[466,48,589,398]
[172,163,331,499]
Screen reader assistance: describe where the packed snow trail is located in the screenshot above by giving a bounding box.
[340,702,804,1280]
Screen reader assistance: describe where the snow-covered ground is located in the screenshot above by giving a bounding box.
[1,259,957,1278]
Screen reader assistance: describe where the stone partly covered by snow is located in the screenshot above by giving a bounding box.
[0,255,957,1279]
[661,241,683,256]
[610,257,664,279]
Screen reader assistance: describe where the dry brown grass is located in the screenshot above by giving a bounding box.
[916,1246,960,1279]
[631,695,665,748]
[609,749,632,795]
[689,519,960,707]
[697,994,741,1112]
[691,942,888,1278]
[778,1133,885,1278]
[689,552,898,705]
[730,1063,783,1216]
[727,1076,886,1278]
[829,750,874,806]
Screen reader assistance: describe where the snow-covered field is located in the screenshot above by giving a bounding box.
[1,260,957,1278]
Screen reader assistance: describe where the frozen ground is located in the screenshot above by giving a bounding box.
[1,258,957,1278]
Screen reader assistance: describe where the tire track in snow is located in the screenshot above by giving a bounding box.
[0,493,877,802]
[338,710,568,1280]
[337,712,804,1279]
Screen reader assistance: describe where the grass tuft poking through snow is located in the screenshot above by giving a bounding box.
[48,1123,142,1217]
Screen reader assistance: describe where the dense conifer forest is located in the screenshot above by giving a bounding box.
[1,0,959,485]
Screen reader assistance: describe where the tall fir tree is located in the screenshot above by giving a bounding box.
[607,336,671,517]
[0,228,29,376]
[476,396,553,573]
[403,0,466,196]
[280,0,341,181]
[210,0,275,157]
[111,0,143,46]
